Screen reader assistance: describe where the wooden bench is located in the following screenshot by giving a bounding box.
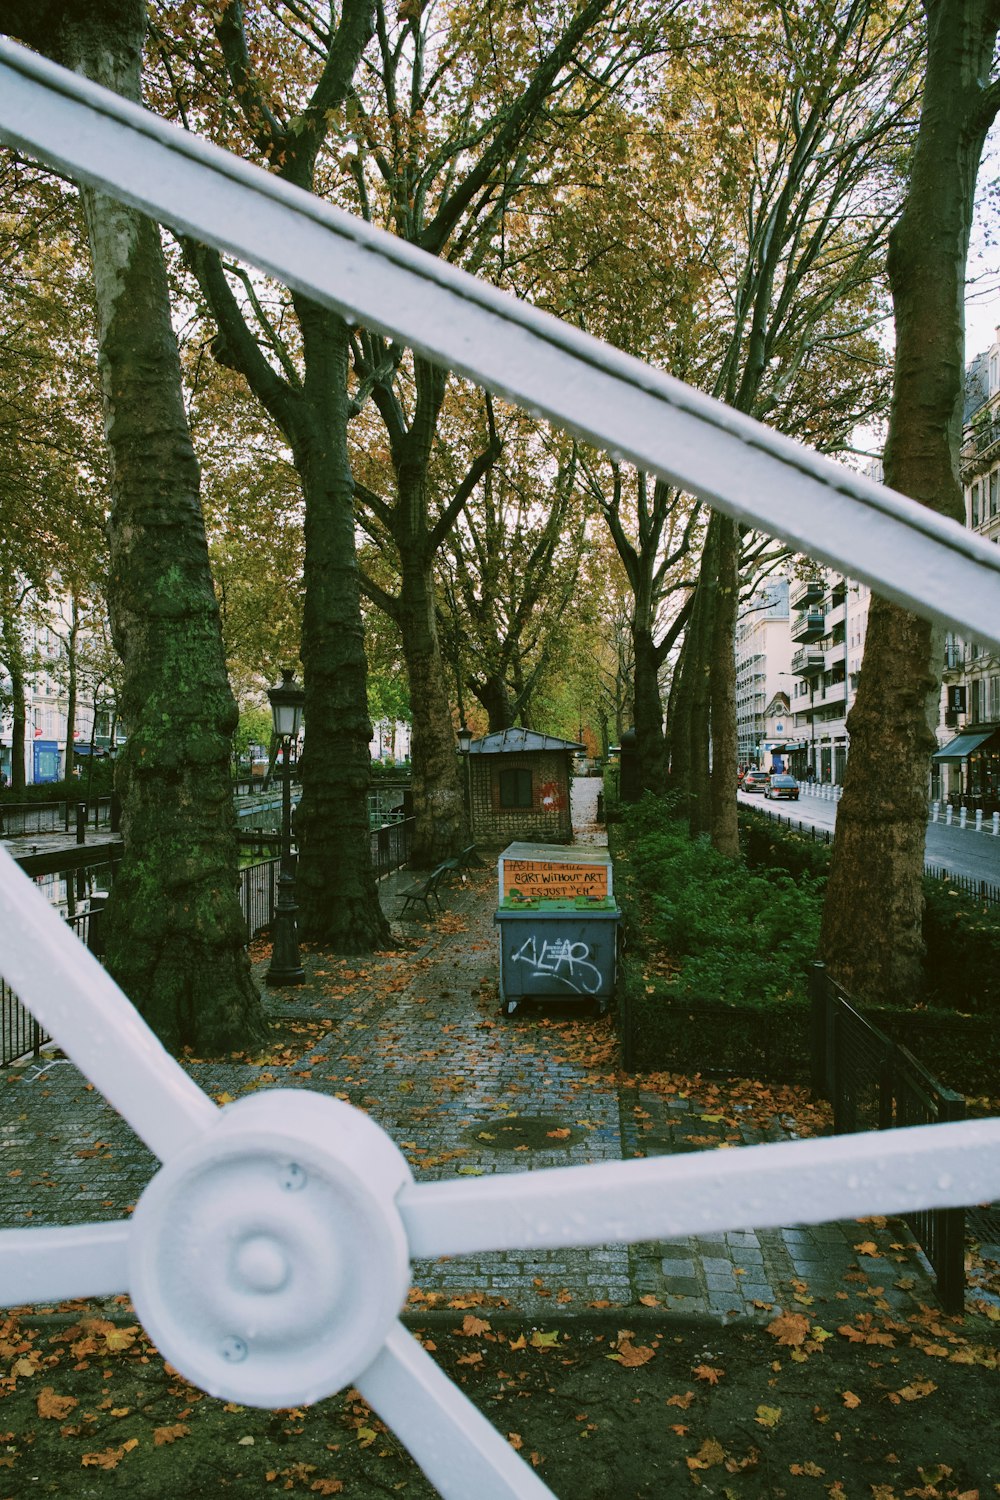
[456,843,483,871]
[397,864,449,919]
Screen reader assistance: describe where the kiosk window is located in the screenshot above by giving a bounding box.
[499,769,533,808]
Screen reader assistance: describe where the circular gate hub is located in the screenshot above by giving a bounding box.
[128,1091,413,1408]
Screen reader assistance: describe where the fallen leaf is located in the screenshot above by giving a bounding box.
[853,1240,881,1257]
[461,1315,490,1337]
[530,1331,560,1349]
[693,1363,724,1384]
[790,1461,825,1476]
[841,1390,862,1409]
[667,1391,695,1409]
[896,1379,937,1402]
[355,1427,377,1448]
[37,1387,78,1420]
[546,1128,571,1139]
[153,1424,190,1445]
[767,1312,811,1347]
[755,1404,782,1429]
[82,1447,126,1469]
[686,1437,725,1471]
[508,1433,523,1450]
[610,1340,654,1368]
[309,1482,344,1496]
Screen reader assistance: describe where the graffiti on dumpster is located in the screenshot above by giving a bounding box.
[509,934,605,995]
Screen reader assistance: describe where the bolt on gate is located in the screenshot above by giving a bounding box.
[1,37,1000,1500]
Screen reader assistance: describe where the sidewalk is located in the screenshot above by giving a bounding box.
[2,857,993,1325]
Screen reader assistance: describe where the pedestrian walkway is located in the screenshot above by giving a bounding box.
[2,856,993,1326]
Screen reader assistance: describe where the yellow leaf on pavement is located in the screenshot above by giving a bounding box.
[686,1438,726,1471]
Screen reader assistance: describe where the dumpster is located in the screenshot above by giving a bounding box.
[494,842,621,1017]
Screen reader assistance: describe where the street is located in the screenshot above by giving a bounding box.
[738,786,1000,888]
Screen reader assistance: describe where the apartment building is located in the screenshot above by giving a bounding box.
[787,572,871,784]
[934,331,1000,809]
[735,578,792,766]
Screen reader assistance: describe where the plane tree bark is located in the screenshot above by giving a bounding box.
[820,0,1000,1005]
[3,0,265,1051]
[178,0,390,948]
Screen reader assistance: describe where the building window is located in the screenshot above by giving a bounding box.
[972,678,983,722]
[972,483,981,527]
[499,769,533,808]
[992,471,999,518]
[991,675,1000,721]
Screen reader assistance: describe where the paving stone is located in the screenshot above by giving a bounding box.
[0,859,951,1325]
[659,1258,697,1280]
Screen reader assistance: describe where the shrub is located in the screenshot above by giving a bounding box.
[618,798,821,1008]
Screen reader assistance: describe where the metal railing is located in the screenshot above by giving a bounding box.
[1,905,102,1067]
[4,824,416,1065]
[810,963,967,1313]
[747,806,1000,909]
[0,797,113,837]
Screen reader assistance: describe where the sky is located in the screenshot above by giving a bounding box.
[965,126,1000,361]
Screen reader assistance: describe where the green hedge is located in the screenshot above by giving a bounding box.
[739,806,1000,1015]
[612,800,1000,1090]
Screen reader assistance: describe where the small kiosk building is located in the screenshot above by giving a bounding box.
[466,729,582,844]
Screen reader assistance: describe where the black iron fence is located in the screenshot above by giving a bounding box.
[0,797,114,837]
[922,864,1000,908]
[3,819,416,1067]
[752,805,1000,910]
[1,905,103,1068]
[810,962,967,1313]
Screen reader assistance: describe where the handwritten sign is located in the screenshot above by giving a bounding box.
[502,859,608,901]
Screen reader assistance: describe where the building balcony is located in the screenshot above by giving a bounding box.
[791,607,825,642]
[789,579,825,610]
[791,646,824,677]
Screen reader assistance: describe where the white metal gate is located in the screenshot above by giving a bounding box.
[1,38,998,1500]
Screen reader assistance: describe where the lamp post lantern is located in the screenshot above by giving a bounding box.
[266,668,305,987]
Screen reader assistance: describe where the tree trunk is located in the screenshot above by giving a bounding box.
[820,0,1000,1005]
[294,304,389,947]
[397,552,467,866]
[632,624,668,794]
[709,514,740,857]
[683,514,719,835]
[63,597,79,781]
[472,673,515,733]
[11,0,266,1052]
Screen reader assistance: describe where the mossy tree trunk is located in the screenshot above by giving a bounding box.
[294,303,390,947]
[820,0,1000,1005]
[4,0,266,1051]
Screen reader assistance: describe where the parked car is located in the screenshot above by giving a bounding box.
[741,769,771,793]
[765,773,800,800]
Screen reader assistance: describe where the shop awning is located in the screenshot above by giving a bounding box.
[932,730,998,761]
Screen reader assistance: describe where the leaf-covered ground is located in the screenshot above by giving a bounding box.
[1,1298,997,1498]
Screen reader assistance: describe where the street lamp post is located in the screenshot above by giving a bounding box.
[266,668,305,988]
[457,725,473,833]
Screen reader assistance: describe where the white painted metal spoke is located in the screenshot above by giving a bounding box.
[357,1321,556,1500]
[0,846,216,1161]
[398,1118,1000,1259]
[0,1222,129,1305]
[1,38,1000,652]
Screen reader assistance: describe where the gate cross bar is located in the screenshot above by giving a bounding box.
[1,37,999,651]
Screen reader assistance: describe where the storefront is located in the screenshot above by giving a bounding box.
[932,728,1000,810]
